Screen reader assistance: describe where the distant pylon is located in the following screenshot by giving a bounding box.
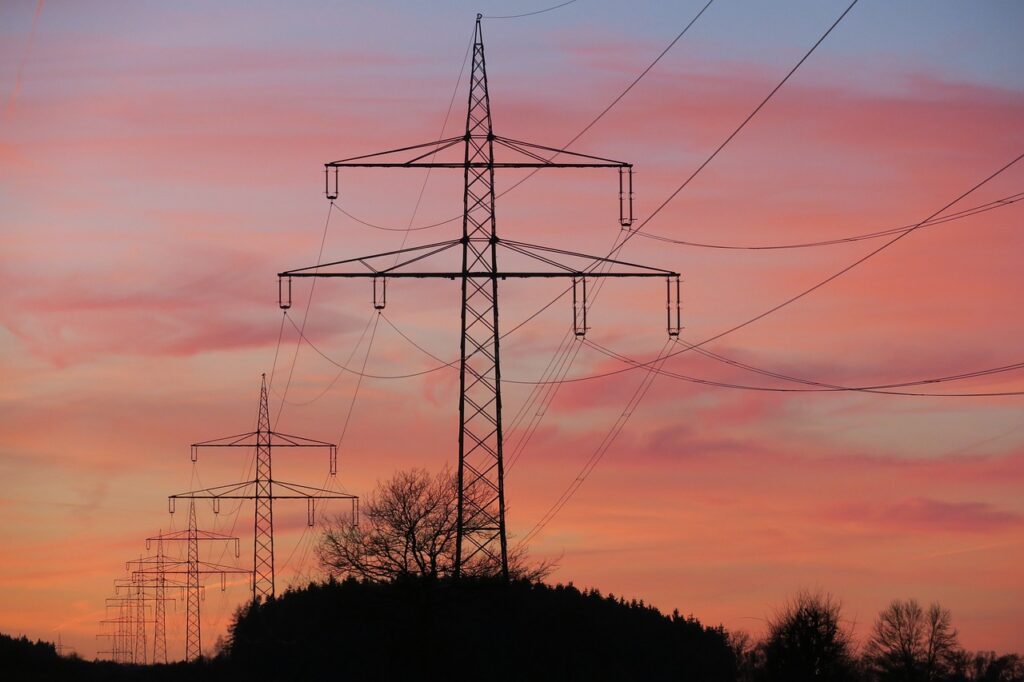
[170,375,358,603]
[152,537,168,664]
[133,501,244,661]
[102,589,160,664]
[133,580,147,665]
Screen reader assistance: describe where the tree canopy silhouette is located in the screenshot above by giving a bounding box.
[865,599,960,682]
[226,576,736,681]
[317,467,551,581]
[761,590,858,682]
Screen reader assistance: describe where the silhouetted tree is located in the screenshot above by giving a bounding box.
[730,629,764,682]
[317,467,551,581]
[865,599,960,681]
[948,651,1024,682]
[761,590,857,682]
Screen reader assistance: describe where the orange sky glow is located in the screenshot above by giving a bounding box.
[2,0,1023,660]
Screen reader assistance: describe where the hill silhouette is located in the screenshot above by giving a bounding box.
[3,578,735,681]
[0,631,224,682]
[227,576,736,681]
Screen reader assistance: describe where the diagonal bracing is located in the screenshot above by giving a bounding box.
[278,15,680,579]
[170,375,358,603]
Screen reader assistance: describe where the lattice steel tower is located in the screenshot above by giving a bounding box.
[170,375,358,602]
[279,16,681,578]
[133,502,245,661]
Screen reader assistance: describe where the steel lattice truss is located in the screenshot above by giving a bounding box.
[277,16,681,578]
[169,375,358,603]
[129,503,245,661]
[99,589,163,664]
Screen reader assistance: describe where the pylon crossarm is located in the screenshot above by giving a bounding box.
[500,242,576,272]
[190,431,253,447]
[147,528,240,543]
[170,480,356,500]
[327,135,465,166]
[492,136,630,167]
[279,239,461,277]
[326,161,629,169]
[129,563,184,575]
[192,431,336,448]
[278,239,677,280]
[265,431,334,447]
[170,480,254,500]
[281,270,672,279]
[128,574,190,589]
[500,240,680,276]
[134,563,247,575]
[266,479,357,500]
[326,135,628,168]
[195,561,250,574]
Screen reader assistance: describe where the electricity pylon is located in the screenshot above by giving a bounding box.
[97,613,129,663]
[97,607,129,663]
[100,590,159,664]
[118,566,186,664]
[131,501,247,661]
[169,375,358,603]
[278,15,681,578]
[112,576,173,665]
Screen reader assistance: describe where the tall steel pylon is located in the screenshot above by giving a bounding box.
[169,375,358,603]
[279,16,681,578]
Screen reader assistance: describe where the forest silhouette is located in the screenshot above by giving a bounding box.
[5,580,1023,681]
[7,470,1022,680]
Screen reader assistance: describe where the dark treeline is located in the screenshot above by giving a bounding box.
[730,590,1023,682]
[4,582,1022,681]
[228,576,736,681]
[0,632,225,682]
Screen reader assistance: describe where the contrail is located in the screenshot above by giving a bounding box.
[4,0,45,124]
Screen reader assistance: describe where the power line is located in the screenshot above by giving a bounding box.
[505,231,633,473]
[333,0,714,234]
[294,284,1024,398]
[627,191,1024,250]
[286,312,453,379]
[504,0,860,487]
[515,145,1024,545]
[269,35,474,586]
[265,26,478,595]
[273,200,336,428]
[584,338,1024,397]
[489,0,717,457]
[335,313,380,448]
[518,339,674,547]
[515,0,1024,546]
[679,339,1024,393]
[609,0,860,256]
[573,149,1024,383]
[483,0,580,20]
[273,314,377,405]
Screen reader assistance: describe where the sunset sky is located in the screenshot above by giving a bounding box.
[2,0,1023,660]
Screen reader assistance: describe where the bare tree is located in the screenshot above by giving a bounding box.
[950,651,1024,681]
[761,590,857,681]
[317,467,552,582]
[865,599,960,681]
[729,629,764,682]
